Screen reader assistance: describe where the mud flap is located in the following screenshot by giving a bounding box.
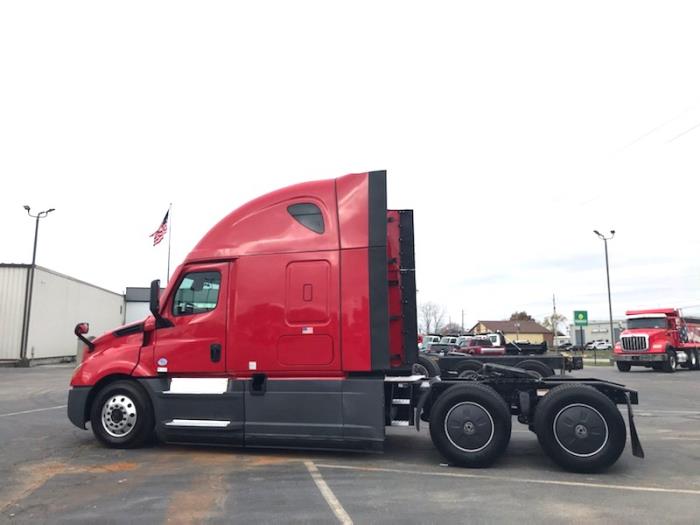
[415,378,440,432]
[625,392,645,458]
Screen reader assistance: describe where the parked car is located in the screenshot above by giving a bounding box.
[458,336,506,356]
[440,336,459,345]
[421,334,441,351]
[558,342,573,351]
[585,340,611,351]
[455,335,471,347]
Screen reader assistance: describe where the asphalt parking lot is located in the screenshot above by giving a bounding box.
[1,365,699,524]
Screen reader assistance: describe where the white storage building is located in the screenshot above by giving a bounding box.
[124,287,159,324]
[0,264,124,363]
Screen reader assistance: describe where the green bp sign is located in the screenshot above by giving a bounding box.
[574,311,588,327]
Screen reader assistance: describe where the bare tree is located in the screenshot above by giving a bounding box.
[419,302,446,334]
[440,322,463,336]
[509,311,534,321]
[542,313,568,336]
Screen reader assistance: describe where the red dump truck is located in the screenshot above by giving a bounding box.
[613,308,700,373]
[68,171,643,472]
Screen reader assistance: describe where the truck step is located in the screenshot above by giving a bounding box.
[392,398,411,405]
[390,420,410,426]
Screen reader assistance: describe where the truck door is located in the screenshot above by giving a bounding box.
[154,262,228,374]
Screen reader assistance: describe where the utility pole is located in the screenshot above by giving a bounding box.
[594,230,616,346]
[19,206,55,366]
[552,293,557,347]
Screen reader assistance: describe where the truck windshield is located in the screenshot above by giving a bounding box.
[627,317,668,329]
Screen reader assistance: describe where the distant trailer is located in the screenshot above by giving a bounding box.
[415,350,582,379]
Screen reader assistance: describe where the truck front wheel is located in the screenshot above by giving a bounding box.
[616,361,631,372]
[430,384,511,468]
[534,384,626,472]
[90,380,155,449]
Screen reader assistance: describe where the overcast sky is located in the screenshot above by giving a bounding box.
[2,1,699,331]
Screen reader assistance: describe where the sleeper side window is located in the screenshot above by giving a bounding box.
[288,203,325,234]
[172,271,221,316]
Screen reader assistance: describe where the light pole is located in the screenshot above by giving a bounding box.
[19,205,55,366]
[594,229,616,348]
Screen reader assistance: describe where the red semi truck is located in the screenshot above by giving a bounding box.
[68,171,643,472]
[613,308,700,373]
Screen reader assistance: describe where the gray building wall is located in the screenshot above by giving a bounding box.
[125,302,151,324]
[569,319,626,346]
[124,287,165,324]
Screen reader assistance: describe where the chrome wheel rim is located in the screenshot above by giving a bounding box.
[444,402,494,452]
[553,403,608,458]
[101,394,137,438]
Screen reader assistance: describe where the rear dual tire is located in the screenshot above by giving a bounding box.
[456,360,483,380]
[413,355,441,378]
[662,349,677,373]
[534,384,626,472]
[430,384,511,468]
[515,360,555,378]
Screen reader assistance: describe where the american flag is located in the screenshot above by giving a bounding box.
[150,210,169,246]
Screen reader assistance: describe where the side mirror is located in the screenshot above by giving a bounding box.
[74,322,95,352]
[148,279,174,328]
[150,279,160,317]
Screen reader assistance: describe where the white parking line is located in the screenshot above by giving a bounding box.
[636,410,700,416]
[304,461,353,524]
[315,463,700,496]
[0,405,66,418]
[512,428,700,442]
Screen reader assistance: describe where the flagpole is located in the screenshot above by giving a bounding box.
[167,203,172,282]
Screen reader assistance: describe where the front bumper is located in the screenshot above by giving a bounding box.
[67,386,91,429]
[613,353,667,363]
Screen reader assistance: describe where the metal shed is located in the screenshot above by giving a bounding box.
[0,264,124,364]
[124,286,166,324]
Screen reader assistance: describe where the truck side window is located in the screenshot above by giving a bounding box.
[172,271,221,316]
[288,203,325,234]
